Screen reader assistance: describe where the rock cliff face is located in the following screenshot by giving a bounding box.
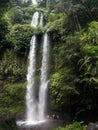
[87,123,98,130]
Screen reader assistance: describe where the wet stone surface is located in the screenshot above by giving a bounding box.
[87,123,98,130]
[17,119,66,130]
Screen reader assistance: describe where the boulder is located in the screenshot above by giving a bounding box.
[87,123,98,130]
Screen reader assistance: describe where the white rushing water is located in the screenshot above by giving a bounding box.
[32,0,37,5]
[38,33,50,120]
[23,0,37,4]
[31,12,39,27]
[25,0,42,122]
[40,13,43,27]
[26,35,37,121]
[25,8,39,122]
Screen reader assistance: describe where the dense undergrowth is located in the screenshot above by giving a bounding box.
[56,122,87,130]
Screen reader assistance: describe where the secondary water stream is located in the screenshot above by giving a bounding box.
[38,33,50,120]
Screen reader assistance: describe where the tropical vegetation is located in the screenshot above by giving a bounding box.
[0,0,98,129]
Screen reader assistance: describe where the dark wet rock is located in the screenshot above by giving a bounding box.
[87,123,98,130]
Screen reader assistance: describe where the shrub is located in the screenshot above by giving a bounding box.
[0,82,26,119]
[56,122,87,130]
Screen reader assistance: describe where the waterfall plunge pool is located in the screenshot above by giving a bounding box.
[16,119,66,130]
[16,119,47,126]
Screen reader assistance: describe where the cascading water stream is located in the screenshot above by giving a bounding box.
[40,13,43,27]
[31,12,39,27]
[17,0,39,125]
[38,33,50,120]
[26,36,37,121]
[26,9,39,122]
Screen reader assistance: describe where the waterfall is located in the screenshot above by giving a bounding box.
[40,13,43,27]
[24,0,37,4]
[17,0,50,126]
[26,35,37,121]
[32,0,37,5]
[38,33,50,120]
[25,6,40,122]
[26,9,43,123]
[31,12,39,27]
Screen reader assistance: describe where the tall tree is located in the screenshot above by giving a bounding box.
[0,0,10,17]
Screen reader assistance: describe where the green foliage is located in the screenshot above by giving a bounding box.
[46,12,69,41]
[0,16,11,56]
[35,26,45,34]
[0,82,26,118]
[0,50,27,82]
[0,0,10,17]
[38,0,47,8]
[0,17,9,40]
[55,0,98,30]
[82,21,98,45]
[9,24,34,56]
[50,20,98,117]
[56,122,87,130]
[50,70,78,111]
[7,7,23,24]
[6,4,38,25]
[50,41,79,112]
[9,0,32,7]
[65,22,98,112]
[22,5,36,24]
[47,13,67,30]
[6,5,36,25]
